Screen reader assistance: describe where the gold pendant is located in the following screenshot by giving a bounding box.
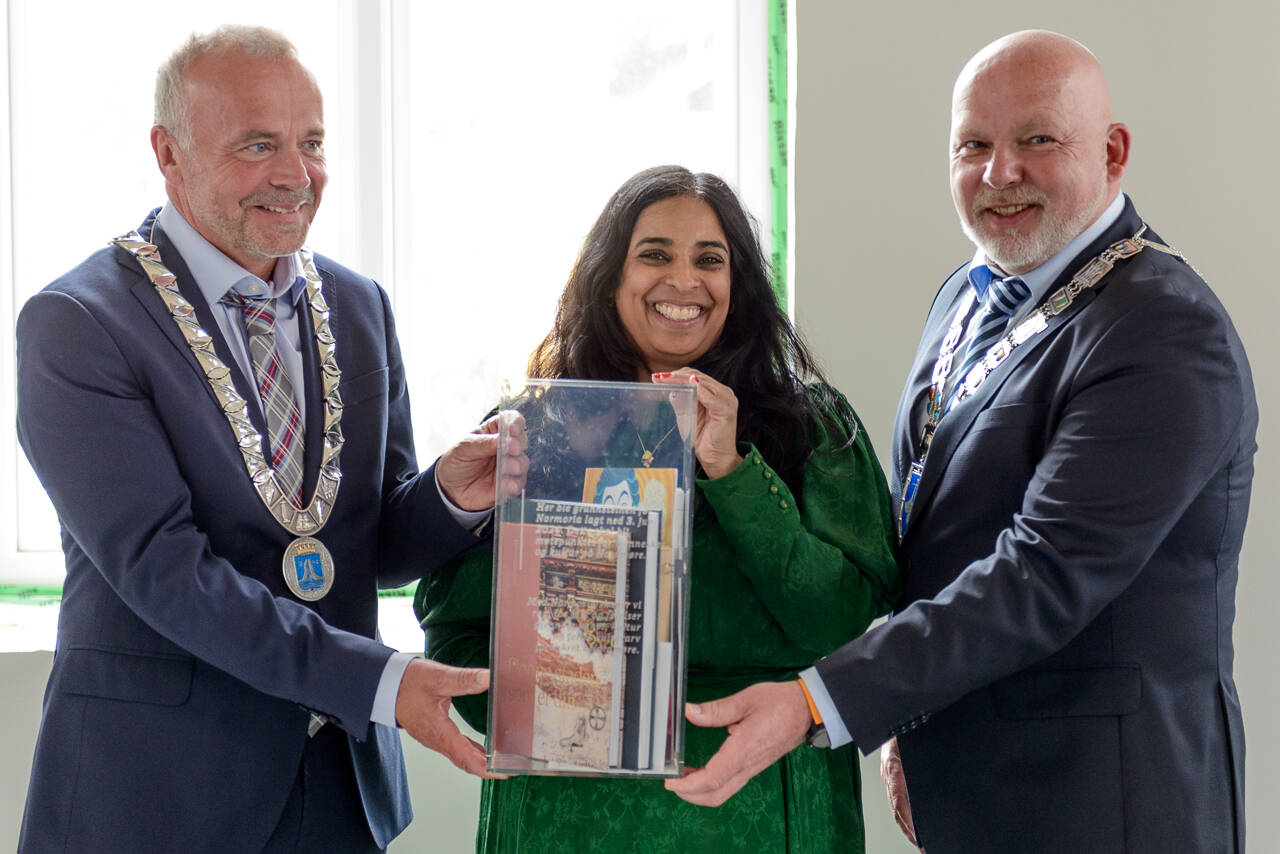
[641,450,654,468]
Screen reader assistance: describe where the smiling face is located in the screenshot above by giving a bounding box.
[153,49,326,280]
[615,195,731,377]
[948,32,1128,273]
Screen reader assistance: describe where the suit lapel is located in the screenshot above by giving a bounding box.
[119,213,201,382]
[890,265,970,499]
[901,290,1095,540]
[123,209,271,448]
[897,200,1146,544]
[295,262,331,503]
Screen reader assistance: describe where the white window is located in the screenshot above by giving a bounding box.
[385,0,772,457]
[0,2,779,649]
[1,0,355,585]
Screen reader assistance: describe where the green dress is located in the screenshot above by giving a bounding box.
[414,387,899,853]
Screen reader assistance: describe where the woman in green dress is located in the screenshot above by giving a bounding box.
[414,165,899,852]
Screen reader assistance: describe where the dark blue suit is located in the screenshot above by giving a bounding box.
[814,199,1256,853]
[15,209,478,852]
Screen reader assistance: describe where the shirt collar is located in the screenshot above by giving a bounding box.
[966,191,1127,304]
[156,204,306,306]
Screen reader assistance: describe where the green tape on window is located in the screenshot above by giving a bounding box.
[0,585,414,605]
[768,0,788,307]
[0,586,63,605]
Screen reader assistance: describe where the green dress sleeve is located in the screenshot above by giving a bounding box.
[695,385,900,658]
[414,548,495,733]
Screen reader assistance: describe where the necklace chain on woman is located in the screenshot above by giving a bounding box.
[636,422,677,467]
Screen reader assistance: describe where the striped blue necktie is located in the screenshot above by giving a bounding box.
[948,273,1031,405]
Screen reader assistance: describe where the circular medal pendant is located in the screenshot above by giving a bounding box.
[282,536,335,601]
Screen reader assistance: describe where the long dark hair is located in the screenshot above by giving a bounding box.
[528,165,850,490]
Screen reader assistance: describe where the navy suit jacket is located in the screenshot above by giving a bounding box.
[814,199,1256,853]
[15,209,479,853]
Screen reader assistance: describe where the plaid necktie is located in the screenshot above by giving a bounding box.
[947,273,1032,406]
[221,291,306,504]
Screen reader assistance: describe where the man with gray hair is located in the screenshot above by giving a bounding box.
[16,25,522,853]
[666,30,1256,854]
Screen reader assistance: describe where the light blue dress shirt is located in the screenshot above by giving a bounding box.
[800,192,1127,750]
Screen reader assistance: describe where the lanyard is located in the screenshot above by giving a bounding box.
[897,226,1154,539]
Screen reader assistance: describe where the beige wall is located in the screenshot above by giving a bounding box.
[1,654,46,847]
[794,2,1278,851]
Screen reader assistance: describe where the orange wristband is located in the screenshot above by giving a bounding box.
[796,677,823,725]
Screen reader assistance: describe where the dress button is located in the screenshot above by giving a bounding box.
[779,500,788,510]
[769,485,778,494]
[764,471,772,479]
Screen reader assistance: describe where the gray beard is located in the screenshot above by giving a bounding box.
[962,180,1108,273]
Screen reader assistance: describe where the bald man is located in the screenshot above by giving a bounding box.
[666,30,1256,854]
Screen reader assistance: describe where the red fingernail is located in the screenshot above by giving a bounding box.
[692,375,701,383]
[652,372,671,379]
